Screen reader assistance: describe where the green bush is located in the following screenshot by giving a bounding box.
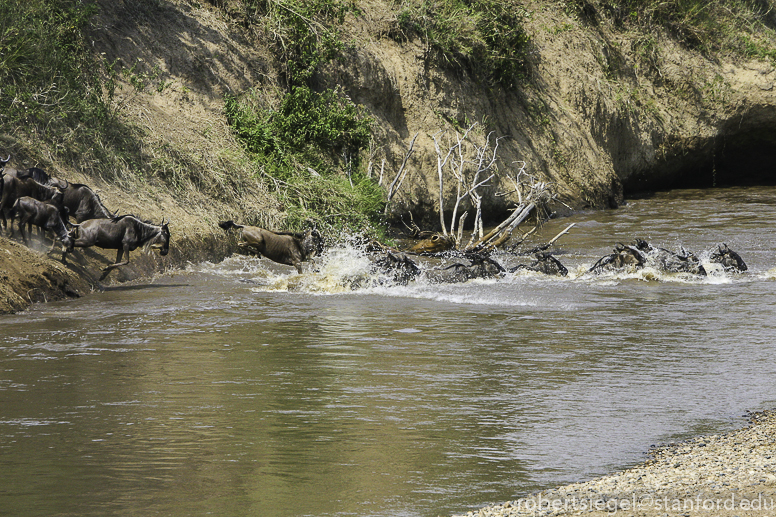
[585,0,776,59]
[391,0,530,87]
[242,0,351,86]
[225,85,373,168]
[225,86,383,236]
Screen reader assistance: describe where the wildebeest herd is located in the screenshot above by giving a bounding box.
[0,155,170,280]
[0,154,751,287]
[217,216,748,286]
[365,239,748,286]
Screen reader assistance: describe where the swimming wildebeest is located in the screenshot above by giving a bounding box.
[423,253,505,284]
[371,251,421,285]
[218,220,324,274]
[63,215,171,279]
[11,196,74,253]
[510,252,569,276]
[708,243,747,272]
[588,239,746,276]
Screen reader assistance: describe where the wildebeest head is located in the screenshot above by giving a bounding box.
[709,243,747,272]
[301,228,324,258]
[148,219,171,256]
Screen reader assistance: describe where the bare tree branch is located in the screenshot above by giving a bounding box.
[386,131,419,203]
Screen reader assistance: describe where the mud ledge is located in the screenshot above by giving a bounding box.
[455,410,776,517]
[0,229,239,315]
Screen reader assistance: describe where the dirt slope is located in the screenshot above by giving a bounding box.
[3,0,776,313]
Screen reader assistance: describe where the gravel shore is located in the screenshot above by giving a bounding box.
[454,410,776,517]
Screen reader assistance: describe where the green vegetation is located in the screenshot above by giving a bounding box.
[568,0,776,62]
[242,0,352,87]
[224,85,381,236]
[0,0,141,173]
[391,0,530,87]
[222,0,385,236]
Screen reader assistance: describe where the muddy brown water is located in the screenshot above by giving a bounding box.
[2,186,776,517]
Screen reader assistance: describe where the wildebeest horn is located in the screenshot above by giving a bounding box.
[0,155,9,164]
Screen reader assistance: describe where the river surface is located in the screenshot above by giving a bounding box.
[2,186,776,517]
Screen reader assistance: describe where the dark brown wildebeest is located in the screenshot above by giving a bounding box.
[61,183,115,223]
[218,220,324,274]
[0,175,64,234]
[423,253,505,284]
[64,215,171,280]
[708,243,747,272]
[510,252,569,276]
[0,156,68,189]
[6,167,68,189]
[11,196,74,253]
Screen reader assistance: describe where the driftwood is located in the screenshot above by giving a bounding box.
[385,124,563,256]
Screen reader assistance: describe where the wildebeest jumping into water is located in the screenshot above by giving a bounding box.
[218,220,324,274]
[63,215,171,280]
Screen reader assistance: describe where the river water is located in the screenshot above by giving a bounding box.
[2,186,776,517]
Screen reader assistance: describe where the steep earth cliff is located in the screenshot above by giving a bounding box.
[2,0,776,313]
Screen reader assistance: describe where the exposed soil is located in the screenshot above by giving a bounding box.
[3,0,776,312]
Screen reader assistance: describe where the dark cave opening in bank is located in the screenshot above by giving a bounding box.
[623,127,776,196]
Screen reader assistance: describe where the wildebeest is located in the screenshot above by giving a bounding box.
[510,252,569,276]
[11,196,74,253]
[371,251,421,285]
[218,220,324,274]
[588,241,647,274]
[708,243,747,272]
[63,215,171,279]
[423,254,505,284]
[62,183,115,223]
[0,156,68,190]
[6,167,68,190]
[0,175,65,234]
[588,239,747,276]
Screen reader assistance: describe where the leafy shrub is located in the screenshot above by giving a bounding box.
[242,0,352,86]
[391,0,530,87]
[225,85,373,168]
[225,86,382,235]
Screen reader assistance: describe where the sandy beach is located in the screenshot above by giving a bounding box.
[454,410,776,517]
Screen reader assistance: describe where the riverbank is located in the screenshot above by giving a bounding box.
[455,410,776,517]
[0,216,238,314]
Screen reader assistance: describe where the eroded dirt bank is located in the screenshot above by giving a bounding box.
[4,0,776,310]
[455,410,776,517]
[0,222,239,315]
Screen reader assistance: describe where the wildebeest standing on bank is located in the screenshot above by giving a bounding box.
[11,196,74,253]
[3,165,69,190]
[0,174,65,234]
[63,215,171,280]
[218,220,324,274]
[62,183,116,223]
